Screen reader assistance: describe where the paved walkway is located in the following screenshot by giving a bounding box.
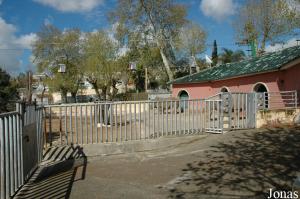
[15,127,300,199]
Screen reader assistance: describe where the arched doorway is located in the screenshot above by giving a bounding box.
[253,83,269,108]
[253,83,268,93]
[178,90,189,112]
[220,87,229,92]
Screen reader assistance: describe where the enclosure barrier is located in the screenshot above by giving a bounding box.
[258,91,298,110]
[0,103,43,199]
[44,98,225,145]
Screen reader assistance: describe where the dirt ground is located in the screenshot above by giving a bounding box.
[15,127,300,199]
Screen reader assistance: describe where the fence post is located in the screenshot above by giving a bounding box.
[295,91,298,109]
[15,102,25,188]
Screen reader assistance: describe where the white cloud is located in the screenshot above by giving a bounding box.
[200,0,238,21]
[44,15,54,26]
[15,33,38,49]
[0,17,37,74]
[265,38,299,52]
[33,0,104,12]
[0,0,3,5]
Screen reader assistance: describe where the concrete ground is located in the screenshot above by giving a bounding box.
[15,127,300,199]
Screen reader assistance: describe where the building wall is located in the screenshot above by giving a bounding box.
[172,64,300,99]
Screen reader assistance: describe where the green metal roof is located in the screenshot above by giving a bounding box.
[172,45,300,84]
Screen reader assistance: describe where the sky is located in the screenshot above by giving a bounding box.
[0,0,298,75]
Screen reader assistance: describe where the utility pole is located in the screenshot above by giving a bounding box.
[145,67,148,91]
[27,71,33,103]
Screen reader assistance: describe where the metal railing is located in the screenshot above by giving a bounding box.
[44,98,225,145]
[0,103,44,199]
[257,91,298,110]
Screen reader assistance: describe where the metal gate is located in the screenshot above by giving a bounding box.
[0,103,44,199]
[205,94,224,133]
[222,92,257,131]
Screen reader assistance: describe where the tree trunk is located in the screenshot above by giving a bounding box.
[102,86,108,101]
[71,92,77,103]
[160,48,174,81]
[91,82,101,101]
[61,90,67,103]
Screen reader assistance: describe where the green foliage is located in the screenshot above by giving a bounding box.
[83,30,119,100]
[0,68,19,113]
[109,0,189,81]
[32,25,82,103]
[220,48,245,64]
[234,0,298,52]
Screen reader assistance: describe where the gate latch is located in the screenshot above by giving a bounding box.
[23,135,29,142]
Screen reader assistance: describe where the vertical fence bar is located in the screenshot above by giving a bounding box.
[9,115,14,195]
[192,100,195,133]
[90,105,93,144]
[139,102,141,140]
[171,101,173,135]
[125,102,127,141]
[157,101,160,137]
[134,102,136,140]
[19,104,24,187]
[59,107,62,145]
[120,103,122,142]
[152,102,155,138]
[245,94,248,128]
[16,106,21,188]
[115,103,118,142]
[161,101,164,136]
[99,104,103,143]
[184,100,186,134]
[188,100,190,134]
[64,106,68,145]
[129,102,132,141]
[110,103,113,142]
[0,117,6,199]
[70,106,73,144]
[13,114,17,192]
[75,106,78,144]
[237,94,240,129]
[96,104,99,143]
[166,101,168,135]
[148,102,151,139]
[4,116,10,198]
[217,100,220,131]
[144,102,146,139]
[175,101,178,135]
[179,100,182,135]
[208,101,210,131]
[105,103,108,142]
[80,105,83,144]
[241,94,244,129]
[49,107,52,146]
[85,105,88,144]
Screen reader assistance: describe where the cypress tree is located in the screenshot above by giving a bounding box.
[211,40,218,66]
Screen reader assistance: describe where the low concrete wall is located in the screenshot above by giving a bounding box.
[256,108,300,128]
[79,135,207,157]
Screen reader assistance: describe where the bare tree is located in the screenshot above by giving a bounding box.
[234,0,298,52]
[109,0,188,81]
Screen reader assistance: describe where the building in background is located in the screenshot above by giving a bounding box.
[171,46,300,102]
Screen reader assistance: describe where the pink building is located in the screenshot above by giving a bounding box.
[171,46,300,102]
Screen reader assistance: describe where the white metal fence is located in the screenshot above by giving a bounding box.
[44,98,226,145]
[257,91,298,110]
[0,103,44,199]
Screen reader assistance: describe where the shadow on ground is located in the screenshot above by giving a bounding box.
[167,127,300,199]
[15,145,87,199]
